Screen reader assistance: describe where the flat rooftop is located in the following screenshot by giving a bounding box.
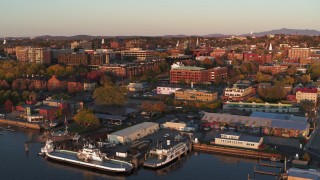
[171,66,205,71]
[202,112,309,131]
[216,132,262,143]
[109,122,159,137]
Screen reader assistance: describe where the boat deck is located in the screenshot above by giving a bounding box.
[144,156,166,166]
[49,150,132,170]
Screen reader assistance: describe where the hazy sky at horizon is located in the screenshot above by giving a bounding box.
[1,0,319,37]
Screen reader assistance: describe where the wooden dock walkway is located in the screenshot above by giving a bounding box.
[193,143,283,160]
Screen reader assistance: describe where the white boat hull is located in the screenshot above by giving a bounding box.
[46,150,133,173]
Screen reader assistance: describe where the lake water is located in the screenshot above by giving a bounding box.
[0,128,274,180]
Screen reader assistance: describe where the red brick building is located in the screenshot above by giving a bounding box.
[208,67,228,84]
[100,59,163,79]
[288,48,310,59]
[47,75,67,91]
[228,52,243,60]
[258,65,288,75]
[170,66,208,84]
[58,53,89,66]
[67,76,84,94]
[243,53,272,64]
[210,49,227,57]
[89,54,106,66]
[38,106,59,121]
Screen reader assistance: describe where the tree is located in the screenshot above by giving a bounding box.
[47,64,66,76]
[99,74,113,86]
[0,80,10,90]
[178,78,186,85]
[93,84,127,106]
[202,58,214,69]
[4,99,13,113]
[74,109,100,128]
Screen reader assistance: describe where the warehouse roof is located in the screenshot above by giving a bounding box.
[250,112,306,122]
[202,112,308,131]
[109,122,159,137]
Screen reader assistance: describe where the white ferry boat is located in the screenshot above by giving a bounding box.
[143,141,188,169]
[40,139,133,173]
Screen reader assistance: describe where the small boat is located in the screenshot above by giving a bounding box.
[143,141,189,169]
[40,140,133,173]
[25,143,29,152]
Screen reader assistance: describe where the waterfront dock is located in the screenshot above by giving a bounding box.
[0,119,41,130]
[193,143,283,160]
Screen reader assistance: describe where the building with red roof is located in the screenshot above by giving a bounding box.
[295,87,318,103]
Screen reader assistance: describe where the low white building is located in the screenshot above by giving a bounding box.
[127,82,148,92]
[27,114,44,122]
[162,121,186,131]
[83,81,96,91]
[108,122,159,144]
[157,87,181,95]
[215,132,263,150]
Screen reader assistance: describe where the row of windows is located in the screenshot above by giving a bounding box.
[220,139,256,146]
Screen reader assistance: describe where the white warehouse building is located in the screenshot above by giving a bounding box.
[108,122,159,144]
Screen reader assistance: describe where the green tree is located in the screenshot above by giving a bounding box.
[74,109,100,128]
[93,84,127,106]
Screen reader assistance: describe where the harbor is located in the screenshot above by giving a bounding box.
[0,128,277,180]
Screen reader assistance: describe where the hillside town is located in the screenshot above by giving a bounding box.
[1,33,320,179]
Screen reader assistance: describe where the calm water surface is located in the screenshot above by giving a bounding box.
[0,129,274,180]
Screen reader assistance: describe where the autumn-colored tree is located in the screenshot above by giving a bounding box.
[140,101,166,112]
[20,81,28,91]
[202,58,214,69]
[47,64,66,76]
[0,80,10,90]
[153,101,166,112]
[87,70,104,82]
[99,74,113,85]
[73,109,100,128]
[29,91,37,101]
[93,84,127,106]
[11,80,20,90]
[4,99,13,113]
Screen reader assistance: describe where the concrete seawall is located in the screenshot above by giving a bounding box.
[0,119,41,130]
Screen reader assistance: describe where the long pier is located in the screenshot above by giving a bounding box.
[0,119,41,130]
[193,143,283,160]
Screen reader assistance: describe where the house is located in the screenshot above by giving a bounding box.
[47,75,67,91]
[295,87,318,104]
[38,106,59,121]
[67,76,84,94]
[83,79,96,91]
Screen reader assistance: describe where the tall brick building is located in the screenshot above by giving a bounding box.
[208,67,228,84]
[170,66,208,84]
[288,48,310,59]
[58,53,89,66]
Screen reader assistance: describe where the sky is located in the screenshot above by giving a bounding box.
[1,0,319,37]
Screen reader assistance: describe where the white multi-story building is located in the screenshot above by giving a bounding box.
[223,84,253,101]
[121,48,154,61]
[296,87,318,103]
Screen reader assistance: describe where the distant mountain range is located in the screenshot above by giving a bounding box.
[2,28,320,40]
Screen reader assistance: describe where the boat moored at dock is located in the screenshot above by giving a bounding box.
[40,139,133,174]
[143,141,189,169]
